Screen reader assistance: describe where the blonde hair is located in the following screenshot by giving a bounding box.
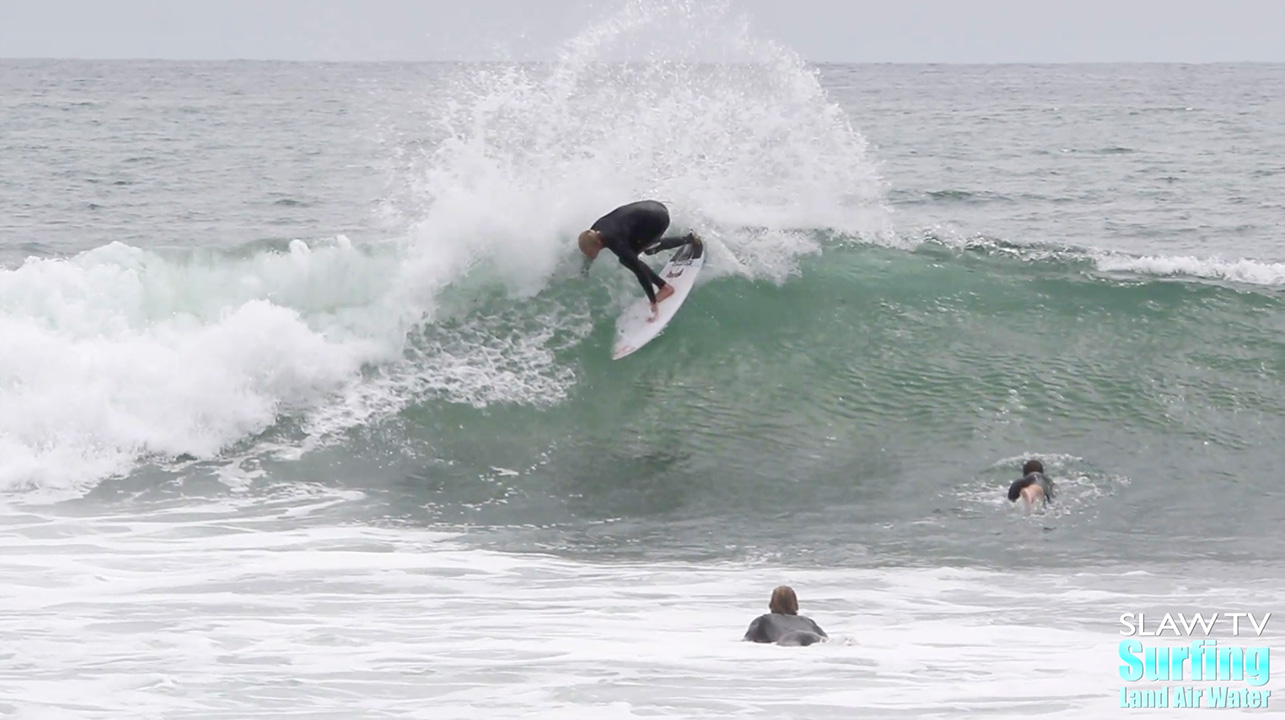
[769,585,799,615]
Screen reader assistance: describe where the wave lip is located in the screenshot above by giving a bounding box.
[909,227,1285,288]
[1094,252,1285,286]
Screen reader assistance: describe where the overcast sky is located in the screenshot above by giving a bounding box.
[2,0,1283,64]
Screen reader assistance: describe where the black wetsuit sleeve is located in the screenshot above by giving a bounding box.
[809,618,828,638]
[1041,474,1055,503]
[603,234,665,303]
[743,616,766,642]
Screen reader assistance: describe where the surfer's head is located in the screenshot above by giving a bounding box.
[769,585,799,615]
[1022,459,1044,476]
[578,230,603,260]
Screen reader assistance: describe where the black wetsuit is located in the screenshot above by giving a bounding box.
[1007,471,1055,503]
[589,200,694,303]
[743,613,828,647]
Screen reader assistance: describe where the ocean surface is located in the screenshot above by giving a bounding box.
[2,2,1283,718]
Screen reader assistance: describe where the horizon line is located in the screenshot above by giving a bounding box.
[4,57,1284,66]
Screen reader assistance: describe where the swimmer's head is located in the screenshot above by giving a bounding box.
[1022,459,1044,475]
[578,230,603,260]
[769,585,799,615]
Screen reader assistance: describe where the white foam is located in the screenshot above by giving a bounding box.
[295,299,595,448]
[1094,252,1285,286]
[0,240,402,498]
[2,505,1278,719]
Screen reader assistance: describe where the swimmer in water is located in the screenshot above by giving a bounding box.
[742,585,828,647]
[1007,459,1055,511]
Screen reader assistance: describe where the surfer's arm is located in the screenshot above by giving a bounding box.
[604,237,664,304]
[1007,477,1034,502]
[742,616,765,642]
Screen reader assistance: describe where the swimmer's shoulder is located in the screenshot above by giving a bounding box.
[743,613,771,642]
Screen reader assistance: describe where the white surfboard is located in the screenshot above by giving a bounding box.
[611,241,705,360]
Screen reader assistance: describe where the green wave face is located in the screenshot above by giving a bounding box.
[232,241,1276,569]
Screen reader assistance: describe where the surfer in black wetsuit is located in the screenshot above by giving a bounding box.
[742,585,829,647]
[1007,459,1056,510]
[578,200,701,321]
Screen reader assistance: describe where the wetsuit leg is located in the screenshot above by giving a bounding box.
[602,234,666,303]
[642,233,697,256]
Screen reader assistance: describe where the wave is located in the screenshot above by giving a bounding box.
[1,0,889,498]
[3,0,1281,502]
[5,222,1282,501]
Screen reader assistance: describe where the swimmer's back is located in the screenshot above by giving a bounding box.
[1008,471,1054,503]
[743,612,828,646]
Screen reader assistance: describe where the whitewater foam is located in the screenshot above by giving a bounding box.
[0,239,402,498]
[3,501,1278,719]
[1093,252,1285,286]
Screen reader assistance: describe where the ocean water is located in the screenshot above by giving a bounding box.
[2,1,1284,718]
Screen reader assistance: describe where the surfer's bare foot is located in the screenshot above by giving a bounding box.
[655,284,675,304]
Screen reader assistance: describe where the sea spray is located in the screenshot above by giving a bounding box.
[387,0,891,303]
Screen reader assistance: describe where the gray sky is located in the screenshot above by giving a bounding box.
[2,0,1283,63]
